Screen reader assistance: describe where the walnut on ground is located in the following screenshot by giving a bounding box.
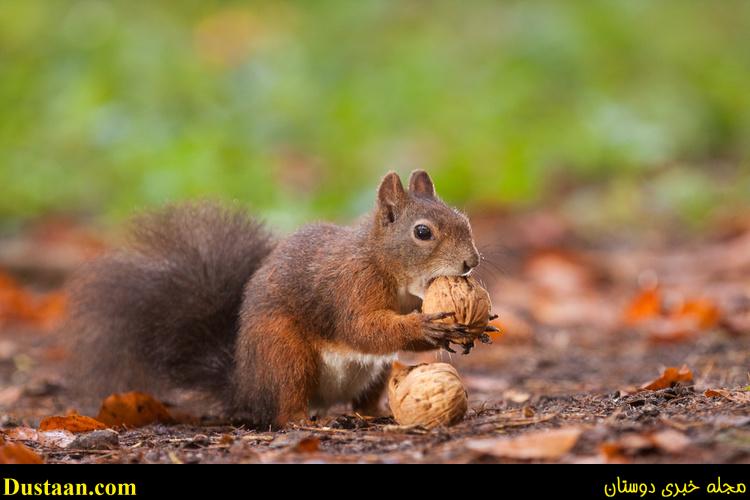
[387,362,468,429]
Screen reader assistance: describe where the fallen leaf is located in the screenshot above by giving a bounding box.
[645,317,701,343]
[600,433,652,461]
[640,365,693,391]
[624,289,722,342]
[466,427,582,460]
[533,293,614,327]
[39,414,107,433]
[0,271,68,330]
[29,292,68,330]
[0,386,23,407]
[624,288,662,325]
[650,430,691,454]
[525,250,593,295]
[291,437,320,454]
[601,429,690,460]
[4,426,39,441]
[5,426,77,449]
[0,442,43,464]
[673,299,720,329]
[704,388,750,403]
[503,389,531,404]
[488,307,533,343]
[37,430,77,449]
[96,392,174,428]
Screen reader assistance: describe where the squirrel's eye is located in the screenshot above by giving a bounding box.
[414,224,433,241]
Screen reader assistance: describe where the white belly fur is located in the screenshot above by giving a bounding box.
[311,349,396,413]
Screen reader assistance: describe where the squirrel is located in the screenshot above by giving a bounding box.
[67,170,491,428]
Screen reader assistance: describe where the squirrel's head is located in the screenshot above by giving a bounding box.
[372,170,480,298]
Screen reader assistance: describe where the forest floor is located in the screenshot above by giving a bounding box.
[0,210,749,463]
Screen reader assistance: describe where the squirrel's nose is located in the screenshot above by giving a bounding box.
[463,254,479,274]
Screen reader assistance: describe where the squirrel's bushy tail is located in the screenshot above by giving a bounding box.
[66,202,274,406]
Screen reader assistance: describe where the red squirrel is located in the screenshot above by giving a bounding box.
[68,170,490,427]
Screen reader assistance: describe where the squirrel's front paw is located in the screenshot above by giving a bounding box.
[420,312,474,353]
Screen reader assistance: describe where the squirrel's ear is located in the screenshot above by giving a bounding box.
[377,171,406,224]
[408,169,435,198]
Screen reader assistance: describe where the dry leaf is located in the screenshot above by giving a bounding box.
[0,386,23,407]
[525,250,592,295]
[0,442,43,464]
[673,299,720,329]
[466,427,582,460]
[4,426,39,441]
[96,392,174,428]
[624,288,661,325]
[601,429,690,460]
[650,430,691,454]
[0,271,68,330]
[39,414,107,433]
[704,388,750,403]
[5,426,78,449]
[640,365,693,391]
[291,437,320,454]
[624,289,721,342]
[37,430,76,449]
[488,306,532,342]
[503,389,531,404]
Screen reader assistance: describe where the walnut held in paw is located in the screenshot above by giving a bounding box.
[422,275,494,352]
[387,362,468,429]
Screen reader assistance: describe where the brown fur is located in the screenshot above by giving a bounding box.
[67,171,480,428]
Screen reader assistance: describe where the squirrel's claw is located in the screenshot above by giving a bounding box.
[422,314,474,350]
[484,325,500,333]
[441,341,457,354]
[425,311,456,322]
[461,341,475,355]
[488,313,498,321]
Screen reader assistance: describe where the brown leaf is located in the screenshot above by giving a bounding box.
[96,392,174,428]
[291,437,320,454]
[5,426,78,449]
[601,429,690,460]
[29,292,68,330]
[466,427,582,460]
[0,271,68,330]
[624,289,721,342]
[600,434,651,461]
[488,306,532,343]
[624,288,661,325]
[4,426,39,441]
[0,442,43,464]
[39,414,107,433]
[650,430,691,454]
[37,430,77,449]
[640,365,693,391]
[0,386,23,406]
[704,388,750,403]
[524,250,593,296]
[673,299,720,329]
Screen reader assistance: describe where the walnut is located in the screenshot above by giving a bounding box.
[422,276,493,350]
[387,362,468,429]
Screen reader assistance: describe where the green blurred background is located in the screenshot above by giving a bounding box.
[1,0,749,230]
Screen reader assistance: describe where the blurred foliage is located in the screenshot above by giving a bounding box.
[0,0,749,228]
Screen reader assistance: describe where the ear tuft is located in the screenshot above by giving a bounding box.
[408,170,435,198]
[377,172,406,224]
